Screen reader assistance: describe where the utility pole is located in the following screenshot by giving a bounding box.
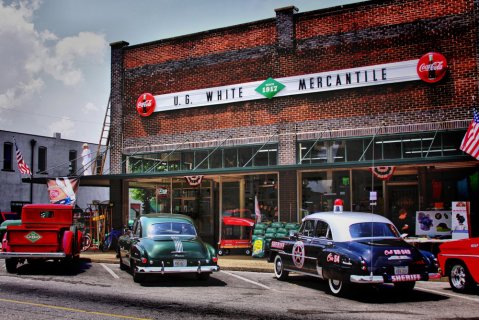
[30,139,36,203]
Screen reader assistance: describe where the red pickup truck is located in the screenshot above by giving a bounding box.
[437,237,479,292]
[0,204,82,273]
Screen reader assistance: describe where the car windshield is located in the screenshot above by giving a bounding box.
[349,222,399,239]
[147,222,197,237]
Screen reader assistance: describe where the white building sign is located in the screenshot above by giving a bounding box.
[152,59,420,113]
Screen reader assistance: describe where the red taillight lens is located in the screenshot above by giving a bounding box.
[360,259,368,271]
[141,257,147,264]
[212,257,218,263]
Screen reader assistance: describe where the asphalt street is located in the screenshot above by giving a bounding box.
[0,259,478,320]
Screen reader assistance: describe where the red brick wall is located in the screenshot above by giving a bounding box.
[119,0,477,141]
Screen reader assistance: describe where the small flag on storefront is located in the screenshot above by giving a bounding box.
[254,195,262,223]
[460,108,479,160]
[13,137,32,175]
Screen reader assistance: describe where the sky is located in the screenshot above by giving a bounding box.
[0,0,366,144]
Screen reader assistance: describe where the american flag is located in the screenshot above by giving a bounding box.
[13,138,32,175]
[460,108,479,160]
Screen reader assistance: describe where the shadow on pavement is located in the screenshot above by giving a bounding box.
[14,260,91,276]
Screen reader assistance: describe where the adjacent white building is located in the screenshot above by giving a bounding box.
[0,130,109,214]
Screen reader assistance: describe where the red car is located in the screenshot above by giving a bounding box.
[438,237,479,292]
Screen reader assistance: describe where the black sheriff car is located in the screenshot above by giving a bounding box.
[268,205,440,296]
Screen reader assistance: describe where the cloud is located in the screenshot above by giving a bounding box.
[83,102,99,113]
[48,117,75,137]
[0,0,107,111]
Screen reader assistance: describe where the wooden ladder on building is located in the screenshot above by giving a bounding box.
[93,95,111,175]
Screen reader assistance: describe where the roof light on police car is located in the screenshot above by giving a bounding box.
[334,199,344,213]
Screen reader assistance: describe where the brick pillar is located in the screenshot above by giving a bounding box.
[110,41,129,175]
[278,122,296,165]
[275,6,298,51]
[279,170,298,223]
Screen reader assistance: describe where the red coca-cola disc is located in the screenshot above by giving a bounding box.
[136,93,156,117]
[416,52,448,83]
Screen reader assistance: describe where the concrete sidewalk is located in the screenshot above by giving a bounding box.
[80,250,274,273]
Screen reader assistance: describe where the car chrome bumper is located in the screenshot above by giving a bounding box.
[0,252,67,259]
[135,265,220,274]
[350,275,384,284]
[350,272,442,284]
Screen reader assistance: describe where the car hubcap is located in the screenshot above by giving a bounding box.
[276,259,282,275]
[329,279,342,294]
[451,265,466,289]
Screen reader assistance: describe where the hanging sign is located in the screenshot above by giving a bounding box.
[47,177,79,205]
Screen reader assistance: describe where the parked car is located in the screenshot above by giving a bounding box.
[268,206,440,296]
[437,237,479,292]
[118,213,219,283]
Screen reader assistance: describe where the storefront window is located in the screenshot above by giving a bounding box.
[298,130,468,164]
[125,144,277,173]
[301,170,350,214]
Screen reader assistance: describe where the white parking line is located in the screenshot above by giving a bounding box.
[100,263,120,279]
[416,286,479,302]
[221,271,275,291]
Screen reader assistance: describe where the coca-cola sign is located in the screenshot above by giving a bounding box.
[416,52,448,83]
[136,93,156,117]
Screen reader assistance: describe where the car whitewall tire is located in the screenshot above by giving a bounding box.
[274,255,289,280]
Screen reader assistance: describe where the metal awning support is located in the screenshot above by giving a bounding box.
[299,131,326,164]
[358,125,384,161]
[242,130,279,167]
[144,139,190,173]
[193,135,232,171]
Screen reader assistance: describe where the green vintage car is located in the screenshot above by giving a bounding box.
[118,213,219,283]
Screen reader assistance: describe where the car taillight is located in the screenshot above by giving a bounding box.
[141,257,148,264]
[360,259,368,271]
[212,257,218,263]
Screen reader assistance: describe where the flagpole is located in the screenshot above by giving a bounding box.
[30,139,36,203]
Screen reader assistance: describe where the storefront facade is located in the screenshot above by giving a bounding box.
[108,0,479,245]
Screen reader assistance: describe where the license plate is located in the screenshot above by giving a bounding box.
[173,259,187,267]
[394,266,409,275]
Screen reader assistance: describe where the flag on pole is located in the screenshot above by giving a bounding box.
[13,137,32,175]
[460,108,479,160]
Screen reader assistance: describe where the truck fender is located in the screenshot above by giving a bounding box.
[62,231,74,256]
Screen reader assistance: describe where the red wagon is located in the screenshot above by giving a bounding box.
[218,216,255,256]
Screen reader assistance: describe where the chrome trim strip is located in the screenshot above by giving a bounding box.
[350,274,384,284]
[136,265,220,274]
[0,252,67,259]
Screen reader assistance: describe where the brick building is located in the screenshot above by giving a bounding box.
[106,0,479,245]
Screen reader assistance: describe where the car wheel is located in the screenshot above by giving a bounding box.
[218,249,224,256]
[131,260,144,283]
[197,273,210,281]
[5,258,17,273]
[245,248,251,255]
[394,281,416,293]
[328,278,348,296]
[273,255,289,280]
[449,262,475,292]
[119,253,128,271]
